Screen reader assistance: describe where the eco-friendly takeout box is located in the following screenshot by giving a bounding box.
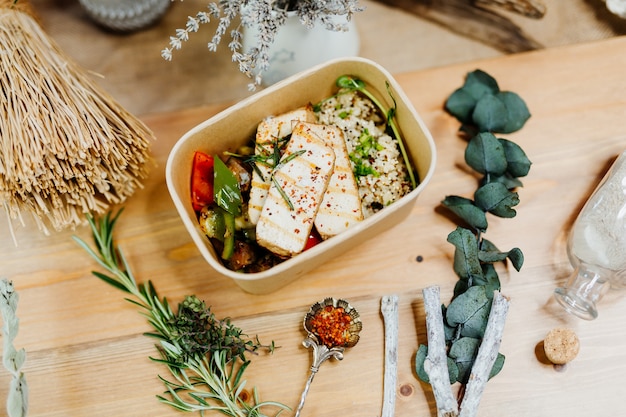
[166,57,437,294]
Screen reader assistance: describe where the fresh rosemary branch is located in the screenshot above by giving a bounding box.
[0,279,28,417]
[73,210,289,416]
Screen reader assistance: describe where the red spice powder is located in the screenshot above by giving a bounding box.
[309,305,352,348]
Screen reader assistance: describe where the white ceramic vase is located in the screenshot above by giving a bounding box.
[79,0,171,32]
[243,13,360,85]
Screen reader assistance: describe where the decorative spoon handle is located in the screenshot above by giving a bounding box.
[294,368,317,417]
[294,338,344,417]
[381,294,399,417]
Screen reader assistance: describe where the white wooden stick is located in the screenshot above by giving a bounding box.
[422,286,459,417]
[459,291,510,417]
[381,295,399,417]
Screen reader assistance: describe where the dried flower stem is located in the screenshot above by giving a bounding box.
[0,279,28,417]
[162,0,364,89]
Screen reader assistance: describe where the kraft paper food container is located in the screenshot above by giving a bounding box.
[166,57,436,294]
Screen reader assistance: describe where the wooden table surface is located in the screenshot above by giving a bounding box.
[2,36,626,417]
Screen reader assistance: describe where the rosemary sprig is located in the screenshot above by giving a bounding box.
[0,279,28,417]
[73,210,289,416]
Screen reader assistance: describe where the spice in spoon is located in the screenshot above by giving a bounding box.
[295,298,362,417]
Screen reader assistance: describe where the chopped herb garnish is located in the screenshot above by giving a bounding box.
[349,128,382,178]
[272,176,295,211]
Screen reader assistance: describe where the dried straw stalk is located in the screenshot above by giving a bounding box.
[0,1,154,235]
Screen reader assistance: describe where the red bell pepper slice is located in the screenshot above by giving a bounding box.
[303,228,323,251]
[191,151,215,212]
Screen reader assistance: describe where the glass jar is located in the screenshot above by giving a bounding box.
[554,150,626,319]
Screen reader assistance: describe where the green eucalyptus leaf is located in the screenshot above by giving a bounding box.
[499,138,531,178]
[479,237,498,252]
[415,344,430,383]
[472,94,508,133]
[449,339,505,383]
[446,285,491,339]
[478,263,502,297]
[442,305,457,342]
[489,353,506,379]
[478,238,508,263]
[497,91,531,133]
[474,182,519,218]
[447,227,483,282]
[454,279,469,298]
[445,88,476,123]
[462,69,500,100]
[507,247,525,271]
[478,239,523,272]
[482,173,523,190]
[442,196,488,232]
[414,344,459,384]
[465,132,508,176]
[449,337,480,383]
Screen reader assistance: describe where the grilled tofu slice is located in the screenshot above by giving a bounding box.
[305,123,364,239]
[248,106,316,225]
[256,122,335,257]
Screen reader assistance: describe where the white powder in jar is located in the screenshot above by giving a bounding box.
[569,152,626,272]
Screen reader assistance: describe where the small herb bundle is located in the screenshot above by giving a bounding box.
[0,279,28,417]
[415,70,531,392]
[74,210,288,416]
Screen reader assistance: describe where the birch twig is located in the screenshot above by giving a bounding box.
[422,286,459,417]
[381,295,399,417]
[459,291,510,417]
[422,286,511,417]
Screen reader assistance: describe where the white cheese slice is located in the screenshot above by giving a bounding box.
[256,121,335,256]
[305,123,364,239]
[248,106,316,225]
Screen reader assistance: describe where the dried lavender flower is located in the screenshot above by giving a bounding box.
[162,0,364,89]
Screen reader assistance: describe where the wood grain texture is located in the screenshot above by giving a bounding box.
[375,0,544,53]
[1,36,626,417]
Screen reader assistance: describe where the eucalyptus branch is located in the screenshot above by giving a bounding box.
[74,210,288,416]
[415,69,531,415]
[0,279,28,417]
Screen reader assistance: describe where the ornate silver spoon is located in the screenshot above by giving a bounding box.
[294,297,362,417]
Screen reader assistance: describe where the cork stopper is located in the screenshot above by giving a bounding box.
[543,328,580,365]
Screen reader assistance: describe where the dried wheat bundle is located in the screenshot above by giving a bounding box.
[0,0,154,236]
